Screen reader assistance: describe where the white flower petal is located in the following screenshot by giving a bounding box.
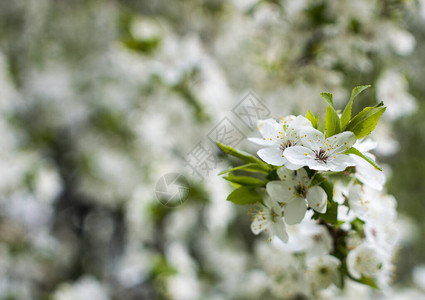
[354,138,377,153]
[284,198,307,225]
[251,214,268,235]
[294,168,309,185]
[264,195,282,215]
[277,167,295,181]
[257,147,286,166]
[326,131,356,154]
[248,137,274,146]
[299,127,325,150]
[347,253,361,279]
[346,244,383,280]
[289,115,312,128]
[279,115,296,125]
[285,116,313,142]
[257,119,280,141]
[306,160,332,171]
[266,181,294,204]
[284,160,304,170]
[351,154,385,190]
[327,154,355,172]
[347,184,369,219]
[272,217,289,242]
[307,186,327,214]
[283,146,315,166]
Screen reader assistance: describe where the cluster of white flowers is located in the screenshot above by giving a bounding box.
[221,105,401,297]
[249,115,355,229]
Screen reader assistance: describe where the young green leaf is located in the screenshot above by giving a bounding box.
[351,218,366,233]
[226,186,263,205]
[341,85,371,129]
[320,92,341,137]
[218,163,270,175]
[305,110,319,129]
[347,275,380,290]
[217,142,263,164]
[357,276,380,290]
[318,118,326,133]
[325,105,341,138]
[318,200,338,224]
[312,174,338,224]
[345,147,382,171]
[223,173,266,186]
[320,92,334,108]
[345,102,386,139]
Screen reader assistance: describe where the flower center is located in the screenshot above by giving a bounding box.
[250,207,278,224]
[294,184,307,198]
[314,149,329,162]
[279,140,293,151]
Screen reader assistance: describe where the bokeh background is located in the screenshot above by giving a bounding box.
[1,0,425,299]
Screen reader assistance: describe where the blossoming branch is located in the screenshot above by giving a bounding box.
[218,86,396,294]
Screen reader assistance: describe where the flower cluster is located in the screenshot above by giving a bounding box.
[219,86,399,295]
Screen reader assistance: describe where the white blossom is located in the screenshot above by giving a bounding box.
[266,167,327,225]
[346,243,384,280]
[250,195,288,242]
[249,116,312,169]
[284,127,356,172]
[256,242,309,298]
[306,255,341,291]
[273,211,333,257]
[351,139,385,191]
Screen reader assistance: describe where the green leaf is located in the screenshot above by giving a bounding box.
[319,200,338,224]
[305,110,319,129]
[313,174,338,224]
[351,218,365,233]
[345,102,386,139]
[320,92,341,137]
[318,118,326,133]
[345,147,382,171]
[223,173,266,186]
[341,85,371,129]
[122,37,161,54]
[217,142,263,164]
[343,261,380,290]
[325,105,341,138]
[226,186,263,205]
[218,163,270,175]
[320,92,334,108]
[350,276,380,290]
[335,220,345,229]
[266,168,280,181]
[359,277,380,289]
